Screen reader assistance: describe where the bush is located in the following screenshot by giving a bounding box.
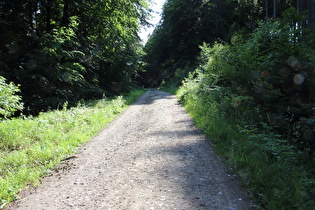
[199,21,315,152]
[0,76,23,119]
[178,20,315,208]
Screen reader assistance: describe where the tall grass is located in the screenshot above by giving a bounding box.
[0,89,145,208]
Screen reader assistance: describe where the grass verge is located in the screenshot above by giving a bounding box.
[0,89,145,208]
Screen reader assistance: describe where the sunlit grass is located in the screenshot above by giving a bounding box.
[0,89,145,208]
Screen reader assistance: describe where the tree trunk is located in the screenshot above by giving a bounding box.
[46,2,52,32]
[28,2,34,31]
[265,0,269,21]
[273,0,276,19]
[62,0,70,26]
[214,0,218,36]
[308,0,315,31]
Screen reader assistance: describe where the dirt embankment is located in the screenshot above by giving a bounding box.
[6,89,253,210]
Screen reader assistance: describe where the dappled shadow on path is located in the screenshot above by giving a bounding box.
[130,88,253,209]
[132,89,175,106]
[144,128,254,209]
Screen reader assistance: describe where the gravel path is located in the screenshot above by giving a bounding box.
[6,89,253,210]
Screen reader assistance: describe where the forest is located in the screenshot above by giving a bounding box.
[0,0,150,115]
[1,0,315,209]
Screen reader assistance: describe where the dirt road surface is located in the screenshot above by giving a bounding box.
[6,89,253,210]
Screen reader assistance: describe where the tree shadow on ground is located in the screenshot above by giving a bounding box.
[145,129,254,209]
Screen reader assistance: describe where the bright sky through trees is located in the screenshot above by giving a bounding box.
[139,0,166,43]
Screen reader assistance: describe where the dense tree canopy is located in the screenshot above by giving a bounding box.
[0,0,150,114]
[141,0,238,86]
[142,0,315,87]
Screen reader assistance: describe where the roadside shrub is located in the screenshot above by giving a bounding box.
[200,21,315,154]
[178,20,315,209]
[0,76,23,119]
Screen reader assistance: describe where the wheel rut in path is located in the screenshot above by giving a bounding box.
[6,89,253,210]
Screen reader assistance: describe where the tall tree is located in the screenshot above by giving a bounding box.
[0,0,150,113]
[274,0,277,19]
[142,0,237,87]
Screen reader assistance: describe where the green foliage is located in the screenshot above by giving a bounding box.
[198,20,315,128]
[141,0,238,87]
[177,20,315,209]
[0,88,145,208]
[142,0,315,88]
[0,77,23,119]
[0,0,150,114]
[178,72,315,209]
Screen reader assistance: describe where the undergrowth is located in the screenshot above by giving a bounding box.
[175,20,315,209]
[177,81,315,209]
[0,89,145,208]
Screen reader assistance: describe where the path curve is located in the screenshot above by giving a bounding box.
[6,89,253,210]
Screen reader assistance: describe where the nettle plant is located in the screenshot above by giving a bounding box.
[0,76,24,119]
